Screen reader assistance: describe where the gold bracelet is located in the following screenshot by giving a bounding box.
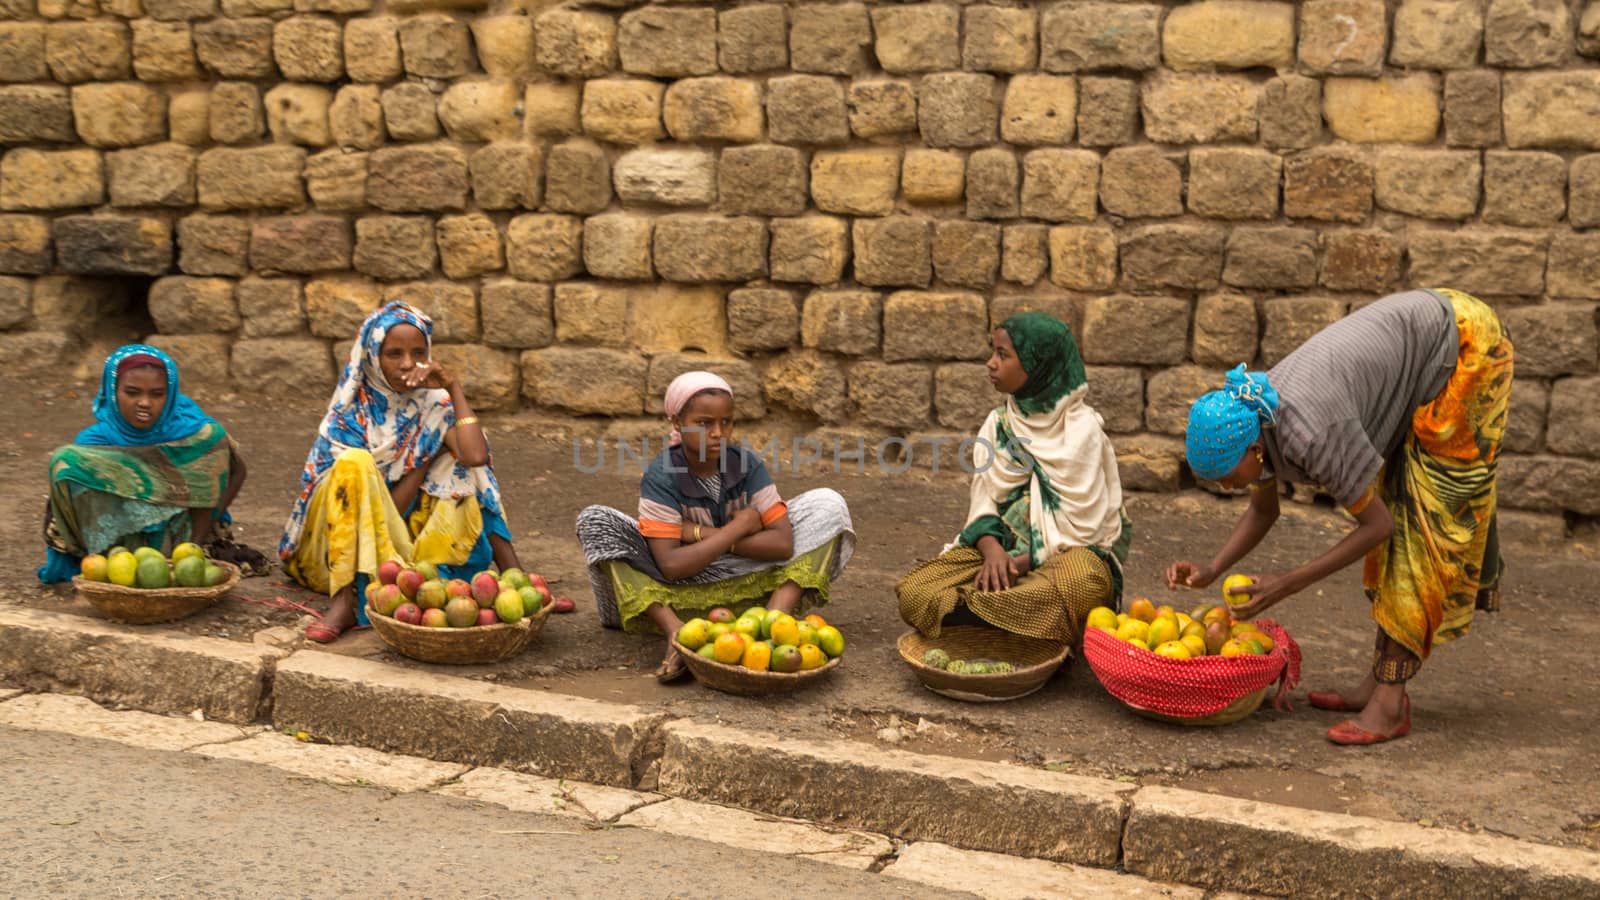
[694,524,703,542]
[456,416,479,427]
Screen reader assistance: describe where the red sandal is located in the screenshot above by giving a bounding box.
[549,595,576,614]
[1327,696,1411,745]
[1308,690,1364,712]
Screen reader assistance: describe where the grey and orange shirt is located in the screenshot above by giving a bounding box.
[637,442,787,540]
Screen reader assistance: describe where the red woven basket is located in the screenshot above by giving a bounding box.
[1083,619,1301,723]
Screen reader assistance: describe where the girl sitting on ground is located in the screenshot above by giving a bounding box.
[39,344,265,582]
[576,371,855,682]
[897,312,1131,646]
[279,301,566,643]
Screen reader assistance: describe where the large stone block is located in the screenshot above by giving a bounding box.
[847,79,917,139]
[343,15,400,83]
[0,22,46,83]
[505,213,582,281]
[1188,147,1280,220]
[72,82,166,147]
[1,148,102,210]
[1498,303,1596,377]
[209,82,264,144]
[52,214,171,275]
[148,276,237,334]
[1001,224,1048,286]
[1283,148,1372,223]
[1076,77,1139,146]
[429,344,519,411]
[1444,70,1503,148]
[250,215,350,275]
[46,20,130,83]
[469,142,540,211]
[0,86,75,143]
[964,6,1036,73]
[1503,377,1547,454]
[580,78,664,145]
[130,20,200,81]
[521,347,646,415]
[991,289,1081,336]
[728,287,799,351]
[1141,71,1258,143]
[1099,147,1182,219]
[645,352,765,418]
[1503,73,1600,150]
[1408,229,1548,297]
[1041,2,1161,72]
[1260,296,1347,367]
[367,143,469,212]
[28,275,121,336]
[853,216,931,288]
[931,221,1000,289]
[1020,149,1098,223]
[789,2,872,76]
[719,4,787,74]
[1319,229,1402,292]
[437,80,520,143]
[931,363,997,429]
[613,148,716,207]
[653,215,768,283]
[810,148,899,216]
[767,74,849,145]
[1223,227,1318,289]
[479,280,553,350]
[871,4,959,74]
[176,214,248,276]
[918,72,996,148]
[633,284,729,355]
[1549,233,1600,300]
[1499,454,1600,514]
[398,13,473,79]
[167,89,209,146]
[663,77,763,143]
[534,9,616,78]
[0,276,30,327]
[304,148,366,211]
[263,83,333,147]
[354,215,435,281]
[1546,376,1600,457]
[1583,1,1600,57]
[1259,74,1324,150]
[382,280,477,343]
[901,148,964,206]
[965,147,1019,220]
[194,17,275,78]
[1485,0,1571,68]
[380,84,437,143]
[1324,74,1441,144]
[106,143,194,208]
[1298,0,1387,75]
[719,144,807,217]
[765,349,847,423]
[1374,149,1480,220]
[274,15,342,82]
[0,215,52,274]
[618,6,716,77]
[1047,225,1117,291]
[552,281,627,347]
[471,15,534,80]
[1575,154,1600,227]
[328,85,383,150]
[883,291,987,362]
[1120,224,1226,290]
[1146,365,1225,435]
[769,215,849,285]
[1081,295,1189,365]
[849,362,932,429]
[1193,292,1259,367]
[581,213,652,281]
[1001,74,1075,146]
[1162,0,1295,71]
[544,140,612,215]
[1078,365,1140,433]
[1392,0,1484,68]
[304,275,379,338]
[1482,150,1566,226]
[801,289,881,355]
[235,277,304,338]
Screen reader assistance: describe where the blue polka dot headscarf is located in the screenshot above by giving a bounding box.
[1185,364,1281,481]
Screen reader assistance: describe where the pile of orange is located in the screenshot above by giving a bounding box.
[1087,578,1276,660]
[677,606,845,672]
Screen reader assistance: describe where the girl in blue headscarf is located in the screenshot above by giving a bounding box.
[279,302,549,642]
[39,344,250,583]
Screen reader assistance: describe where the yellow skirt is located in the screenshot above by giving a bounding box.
[896,545,1114,643]
[285,448,484,597]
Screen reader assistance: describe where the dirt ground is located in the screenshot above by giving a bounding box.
[5,376,1599,852]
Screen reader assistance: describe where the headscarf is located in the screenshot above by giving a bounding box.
[76,344,218,447]
[999,312,1087,416]
[663,371,733,447]
[1185,364,1282,480]
[953,314,1125,567]
[279,302,502,557]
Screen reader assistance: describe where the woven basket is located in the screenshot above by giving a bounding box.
[367,601,552,665]
[1125,686,1268,726]
[897,626,1071,703]
[675,638,841,696]
[73,560,242,625]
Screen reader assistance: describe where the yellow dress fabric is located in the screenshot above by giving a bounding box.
[285,448,483,596]
[1363,289,1513,660]
[896,545,1113,643]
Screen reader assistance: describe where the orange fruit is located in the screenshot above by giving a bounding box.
[1153,640,1192,660]
[769,614,799,647]
[1180,634,1207,658]
[1128,598,1156,623]
[1156,604,1177,620]
[1146,617,1180,650]
[741,640,772,671]
[79,554,110,582]
[1202,606,1232,628]
[713,632,746,664]
[797,644,827,670]
[1241,630,1275,653]
[677,618,710,651]
[1085,607,1118,632]
[1115,619,1150,646]
[1221,574,1255,606]
[796,622,820,647]
[803,613,828,629]
[733,616,762,639]
[1219,638,1250,658]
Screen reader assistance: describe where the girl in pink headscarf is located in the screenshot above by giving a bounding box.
[576,371,855,682]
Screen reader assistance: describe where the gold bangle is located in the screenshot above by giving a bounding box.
[694,524,703,542]
[456,416,479,427]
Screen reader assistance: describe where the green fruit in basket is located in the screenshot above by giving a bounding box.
[173,555,208,588]
[494,588,524,624]
[678,618,710,651]
[922,648,951,668]
[696,643,718,659]
[135,556,171,589]
[133,546,165,564]
[945,659,969,674]
[203,564,227,586]
[517,585,543,616]
[172,542,205,564]
[993,662,1015,674]
[968,662,993,674]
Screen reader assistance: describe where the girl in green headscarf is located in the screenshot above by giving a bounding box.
[897,312,1131,644]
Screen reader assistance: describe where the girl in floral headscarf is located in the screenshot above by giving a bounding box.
[897,312,1131,647]
[1168,288,1512,746]
[280,302,540,642]
[39,344,253,582]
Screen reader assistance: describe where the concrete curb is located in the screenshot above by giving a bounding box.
[1124,785,1600,899]
[0,607,283,723]
[657,719,1133,867]
[270,650,668,788]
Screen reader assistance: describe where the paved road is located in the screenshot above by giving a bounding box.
[0,726,963,899]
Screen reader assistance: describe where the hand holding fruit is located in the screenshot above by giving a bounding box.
[1223,571,1299,620]
[1164,559,1216,591]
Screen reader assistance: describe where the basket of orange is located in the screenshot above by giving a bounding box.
[1082,592,1300,727]
[674,606,844,696]
[73,543,240,625]
[364,562,555,665]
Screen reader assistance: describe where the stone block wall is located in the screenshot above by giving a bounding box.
[0,0,1597,516]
